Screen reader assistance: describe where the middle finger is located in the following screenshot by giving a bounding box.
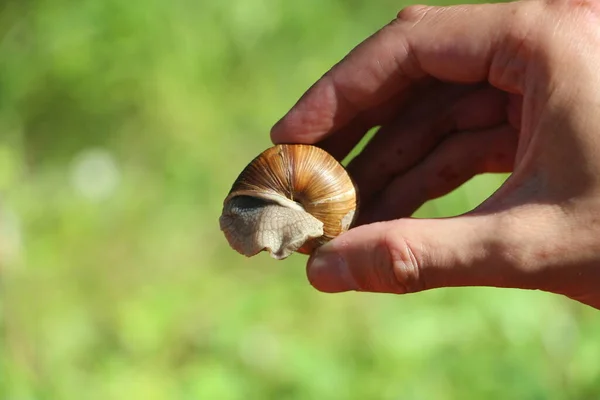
[348,83,509,206]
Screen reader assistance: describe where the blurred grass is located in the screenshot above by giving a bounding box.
[0,0,598,399]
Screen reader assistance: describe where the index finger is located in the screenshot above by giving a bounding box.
[270,2,529,148]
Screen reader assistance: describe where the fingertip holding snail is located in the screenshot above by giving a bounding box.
[219,144,359,260]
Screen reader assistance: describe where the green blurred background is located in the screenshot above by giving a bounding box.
[0,0,598,399]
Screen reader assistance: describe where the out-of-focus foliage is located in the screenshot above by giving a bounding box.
[0,0,598,399]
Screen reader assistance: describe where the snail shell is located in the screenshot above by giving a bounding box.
[219,144,358,260]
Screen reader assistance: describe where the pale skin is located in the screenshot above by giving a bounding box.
[270,0,600,309]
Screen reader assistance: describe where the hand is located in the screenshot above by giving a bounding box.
[270,0,600,309]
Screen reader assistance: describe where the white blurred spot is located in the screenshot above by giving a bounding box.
[70,148,121,202]
[541,309,578,358]
[230,0,281,47]
[238,326,281,371]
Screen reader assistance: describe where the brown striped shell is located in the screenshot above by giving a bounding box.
[219,144,358,259]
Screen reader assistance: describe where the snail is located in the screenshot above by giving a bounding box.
[219,144,358,260]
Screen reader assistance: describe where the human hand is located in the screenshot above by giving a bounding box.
[270,0,600,309]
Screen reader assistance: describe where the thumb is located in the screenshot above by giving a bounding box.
[307,216,516,294]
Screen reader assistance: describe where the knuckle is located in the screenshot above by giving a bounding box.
[396,5,434,24]
[383,15,427,82]
[510,2,538,32]
[488,2,541,91]
[490,0,600,90]
[543,0,600,13]
[382,223,427,294]
[543,0,600,38]
[541,0,600,34]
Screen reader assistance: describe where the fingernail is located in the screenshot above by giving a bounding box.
[308,247,358,292]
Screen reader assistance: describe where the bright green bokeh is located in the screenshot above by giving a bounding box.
[0,1,598,399]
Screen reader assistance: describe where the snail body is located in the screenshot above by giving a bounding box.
[219,144,358,259]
